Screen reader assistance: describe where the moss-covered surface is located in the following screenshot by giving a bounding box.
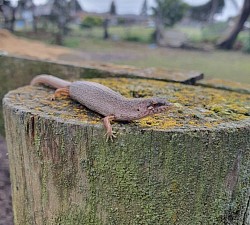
[3,77,250,224]
[0,55,82,135]
[80,64,204,84]
[4,77,250,130]
[0,55,203,135]
[0,55,248,135]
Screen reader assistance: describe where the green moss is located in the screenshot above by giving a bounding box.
[48,128,246,225]
[4,77,250,133]
[41,161,49,205]
[1,55,250,135]
[0,55,82,135]
[2,59,250,224]
[3,90,250,224]
[54,207,103,225]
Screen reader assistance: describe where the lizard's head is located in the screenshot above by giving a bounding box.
[135,97,173,119]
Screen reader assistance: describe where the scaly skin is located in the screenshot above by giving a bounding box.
[31,75,173,141]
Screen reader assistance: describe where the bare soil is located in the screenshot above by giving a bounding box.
[0,29,75,61]
[0,29,138,64]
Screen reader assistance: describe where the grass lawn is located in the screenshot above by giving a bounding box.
[15,27,250,84]
[62,27,250,84]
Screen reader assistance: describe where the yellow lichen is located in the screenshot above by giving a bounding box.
[10,78,250,130]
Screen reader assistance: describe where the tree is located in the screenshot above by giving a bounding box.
[208,0,221,23]
[50,0,71,45]
[152,0,188,44]
[110,1,116,15]
[103,1,116,40]
[0,0,16,31]
[189,0,224,23]
[16,0,36,32]
[103,17,110,39]
[217,0,250,49]
[140,0,148,17]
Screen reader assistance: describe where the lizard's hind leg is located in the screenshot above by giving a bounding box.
[51,87,70,100]
[103,115,117,142]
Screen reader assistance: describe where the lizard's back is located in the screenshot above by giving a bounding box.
[69,81,126,116]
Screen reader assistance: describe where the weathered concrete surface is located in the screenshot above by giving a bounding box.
[3,78,250,225]
[198,78,250,94]
[0,55,203,135]
[0,55,80,135]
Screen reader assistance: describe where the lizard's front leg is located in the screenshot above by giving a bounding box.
[51,87,70,100]
[103,115,116,142]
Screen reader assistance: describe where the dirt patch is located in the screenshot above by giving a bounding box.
[0,29,76,61]
[57,51,139,64]
[0,29,137,64]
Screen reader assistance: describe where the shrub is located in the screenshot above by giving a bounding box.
[117,18,126,25]
[80,16,103,29]
[243,36,250,53]
[152,0,189,27]
[124,36,141,42]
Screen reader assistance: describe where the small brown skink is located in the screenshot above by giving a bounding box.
[31,75,172,141]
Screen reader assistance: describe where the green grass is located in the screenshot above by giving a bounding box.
[15,27,250,84]
[69,25,154,43]
[62,29,250,84]
[122,50,250,84]
[176,26,203,43]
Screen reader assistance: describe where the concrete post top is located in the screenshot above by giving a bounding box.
[3,77,250,133]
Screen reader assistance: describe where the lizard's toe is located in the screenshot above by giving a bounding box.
[105,132,116,142]
[50,94,56,101]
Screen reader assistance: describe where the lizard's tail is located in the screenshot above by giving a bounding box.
[31,74,71,89]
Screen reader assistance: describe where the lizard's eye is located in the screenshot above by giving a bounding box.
[137,108,140,111]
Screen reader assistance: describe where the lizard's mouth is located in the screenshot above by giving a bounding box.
[147,102,173,114]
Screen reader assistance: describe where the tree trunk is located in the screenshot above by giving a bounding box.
[3,78,250,225]
[33,16,38,33]
[55,32,63,45]
[217,0,250,49]
[208,0,219,23]
[0,5,15,31]
[9,7,16,32]
[55,21,64,45]
[103,18,110,39]
[154,17,165,45]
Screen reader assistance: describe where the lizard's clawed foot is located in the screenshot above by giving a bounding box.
[50,94,56,101]
[104,131,117,142]
[103,115,116,142]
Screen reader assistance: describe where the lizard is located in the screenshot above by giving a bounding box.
[31,75,173,141]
